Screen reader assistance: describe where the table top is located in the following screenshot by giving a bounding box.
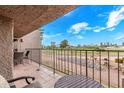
[54,75,104,88]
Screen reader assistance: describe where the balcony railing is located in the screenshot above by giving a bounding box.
[26,48,124,88]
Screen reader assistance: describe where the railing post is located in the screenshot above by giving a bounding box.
[36,48,41,71]
[118,51,120,88]
[53,49,55,74]
[64,50,66,74]
[71,49,73,75]
[39,48,41,70]
[108,50,110,88]
[99,51,101,84]
[85,50,88,77]
[60,49,62,72]
[92,50,94,80]
[80,50,82,75]
[67,49,69,75]
[75,50,77,75]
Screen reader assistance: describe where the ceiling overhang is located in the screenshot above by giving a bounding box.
[0,5,77,38]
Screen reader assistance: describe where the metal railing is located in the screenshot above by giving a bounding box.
[27,48,124,88]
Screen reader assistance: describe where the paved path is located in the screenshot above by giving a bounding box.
[57,56,106,71]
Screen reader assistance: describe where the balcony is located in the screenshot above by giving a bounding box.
[13,61,62,88]
[14,48,124,88]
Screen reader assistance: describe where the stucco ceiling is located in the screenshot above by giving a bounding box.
[0,5,77,37]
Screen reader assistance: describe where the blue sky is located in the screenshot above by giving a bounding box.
[41,5,124,46]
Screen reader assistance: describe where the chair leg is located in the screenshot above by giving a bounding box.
[20,59,24,65]
[23,58,30,64]
[22,59,25,65]
[28,59,30,64]
[22,60,25,65]
[26,58,30,64]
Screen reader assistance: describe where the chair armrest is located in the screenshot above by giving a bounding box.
[7,76,35,84]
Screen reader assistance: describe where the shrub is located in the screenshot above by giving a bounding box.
[122,57,124,61]
[115,58,123,63]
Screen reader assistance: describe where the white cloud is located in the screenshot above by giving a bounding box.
[97,12,109,18]
[93,26,106,32]
[44,33,62,39]
[75,35,84,39]
[93,29,101,32]
[92,6,124,32]
[107,6,124,28]
[90,6,124,32]
[68,22,89,34]
[67,6,124,35]
[71,22,88,31]
[93,26,116,32]
[97,13,107,17]
[68,10,123,34]
[115,35,124,40]
[107,27,115,31]
[68,22,108,33]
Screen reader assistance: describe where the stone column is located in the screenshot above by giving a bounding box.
[0,15,14,80]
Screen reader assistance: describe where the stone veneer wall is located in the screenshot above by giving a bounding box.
[0,15,13,79]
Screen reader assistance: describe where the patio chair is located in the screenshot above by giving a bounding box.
[14,52,24,65]
[23,50,30,59]
[0,75,42,88]
[23,50,30,64]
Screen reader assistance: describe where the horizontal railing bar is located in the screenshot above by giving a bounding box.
[26,48,124,52]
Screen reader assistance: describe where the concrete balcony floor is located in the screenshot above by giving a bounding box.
[13,60,62,88]
[13,59,124,88]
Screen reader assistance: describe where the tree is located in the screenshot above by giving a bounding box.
[60,39,69,48]
[110,43,113,46]
[122,42,124,46]
[50,42,56,49]
[107,42,109,47]
[46,45,51,49]
[77,44,81,48]
[100,42,103,47]
[114,43,116,46]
